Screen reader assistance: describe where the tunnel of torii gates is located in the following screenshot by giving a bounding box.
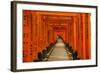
[23,10,91,62]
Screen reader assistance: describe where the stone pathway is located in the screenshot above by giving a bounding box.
[47,38,72,61]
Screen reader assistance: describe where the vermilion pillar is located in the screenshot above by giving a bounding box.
[23,10,33,62]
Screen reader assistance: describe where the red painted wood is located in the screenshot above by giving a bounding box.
[23,10,91,62]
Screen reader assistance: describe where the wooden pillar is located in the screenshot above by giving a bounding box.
[82,13,87,59]
[68,20,71,46]
[69,20,72,46]
[79,14,84,59]
[71,18,74,49]
[73,16,77,51]
[23,10,33,62]
[85,13,91,59]
[44,16,49,46]
[44,16,48,47]
[36,12,42,53]
[66,23,69,43]
[76,14,82,59]
[43,15,47,49]
[31,12,37,61]
[39,14,43,51]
